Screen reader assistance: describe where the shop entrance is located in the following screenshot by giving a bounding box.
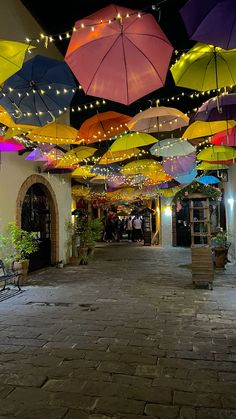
[21,183,51,271]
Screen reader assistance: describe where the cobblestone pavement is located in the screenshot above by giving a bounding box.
[0,243,236,418]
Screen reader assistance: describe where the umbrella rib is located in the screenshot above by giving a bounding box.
[227,14,236,49]
[121,34,129,104]
[126,32,173,48]
[125,37,165,84]
[174,50,213,89]
[85,35,121,94]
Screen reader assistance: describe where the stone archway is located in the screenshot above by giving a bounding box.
[16,174,59,264]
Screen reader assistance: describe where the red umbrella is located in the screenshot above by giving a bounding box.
[65,4,173,105]
[210,127,236,146]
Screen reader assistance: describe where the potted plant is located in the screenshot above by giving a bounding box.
[77,217,103,264]
[0,229,17,271]
[211,230,230,268]
[6,222,39,280]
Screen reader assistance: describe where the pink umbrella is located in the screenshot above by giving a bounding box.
[163,152,196,176]
[211,127,236,146]
[0,137,24,152]
[65,4,173,105]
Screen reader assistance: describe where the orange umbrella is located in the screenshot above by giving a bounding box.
[77,111,131,144]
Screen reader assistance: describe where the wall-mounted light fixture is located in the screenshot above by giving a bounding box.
[164,206,172,216]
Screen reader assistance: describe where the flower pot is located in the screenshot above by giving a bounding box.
[13,260,29,284]
[213,246,228,268]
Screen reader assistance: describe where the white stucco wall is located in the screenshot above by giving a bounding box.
[223,166,236,261]
[0,153,71,263]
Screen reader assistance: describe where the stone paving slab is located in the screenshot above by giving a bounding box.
[0,244,236,418]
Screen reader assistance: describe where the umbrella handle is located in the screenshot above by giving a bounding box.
[47,110,56,124]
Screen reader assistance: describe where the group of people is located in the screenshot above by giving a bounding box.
[102,212,143,243]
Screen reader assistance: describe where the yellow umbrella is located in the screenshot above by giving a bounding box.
[71,185,90,198]
[57,146,97,167]
[27,121,78,145]
[71,166,94,178]
[197,162,229,170]
[171,43,236,91]
[158,186,181,197]
[197,146,236,161]
[121,159,162,175]
[183,121,236,140]
[0,106,37,136]
[99,148,140,164]
[0,40,33,84]
[89,175,107,184]
[110,132,157,152]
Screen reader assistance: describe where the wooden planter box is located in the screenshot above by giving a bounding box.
[191,247,214,290]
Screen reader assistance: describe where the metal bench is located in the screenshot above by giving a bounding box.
[0,260,21,291]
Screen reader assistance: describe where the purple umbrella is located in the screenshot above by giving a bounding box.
[194,94,236,122]
[158,179,180,189]
[180,0,236,49]
[163,152,196,176]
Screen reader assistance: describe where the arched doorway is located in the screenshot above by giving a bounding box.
[16,175,59,271]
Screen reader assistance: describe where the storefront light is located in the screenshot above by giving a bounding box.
[227,197,234,209]
[164,206,172,216]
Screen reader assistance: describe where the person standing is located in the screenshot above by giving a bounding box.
[133,215,143,242]
[126,216,133,242]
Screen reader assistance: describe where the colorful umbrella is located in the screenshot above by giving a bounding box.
[0,40,33,84]
[27,121,78,145]
[71,166,94,178]
[0,55,76,126]
[171,43,236,91]
[158,186,181,197]
[174,170,197,184]
[197,145,236,161]
[195,94,236,122]
[110,132,157,152]
[150,138,195,157]
[127,106,189,133]
[197,175,220,184]
[0,106,37,137]
[197,161,229,170]
[120,159,163,175]
[0,137,24,152]
[99,147,140,164]
[180,0,236,50]
[65,4,173,105]
[77,111,131,144]
[71,186,90,198]
[163,152,196,176]
[210,127,236,146]
[183,120,236,140]
[91,164,121,175]
[158,180,180,189]
[57,146,97,166]
[25,148,49,161]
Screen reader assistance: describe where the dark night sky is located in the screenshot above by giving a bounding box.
[21,0,201,129]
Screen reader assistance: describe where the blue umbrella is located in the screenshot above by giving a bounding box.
[174,170,197,184]
[197,175,220,185]
[91,164,121,175]
[0,55,76,126]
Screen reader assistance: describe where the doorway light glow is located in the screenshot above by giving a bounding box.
[164,206,172,216]
[228,197,234,209]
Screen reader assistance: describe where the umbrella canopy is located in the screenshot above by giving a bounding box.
[197,175,220,184]
[210,127,236,146]
[0,106,38,137]
[197,145,236,161]
[0,40,33,84]
[99,147,140,164]
[195,94,236,122]
[57,146,97,166]
[107,174,130,188]
[174,170,197,184]
[91,163,121,175]
[158,186,181,197]
[121,159,163,175]
[183,120,236,140]
[27,121,78,145]
[71,185,90,198]
[65,4,173,105]
[0,55,76,126]
[71,166,94,178]
[150,138,195,157]
[197,161,229,170]
[110,132,157,152]
[77,111,131,144]
[127,106,189,133]
[0,137,24,152]
[171,43,236,91]
[163,152,196,176]
[180,0,236,50]
[25,148,49,161]
[157,179,180,189]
